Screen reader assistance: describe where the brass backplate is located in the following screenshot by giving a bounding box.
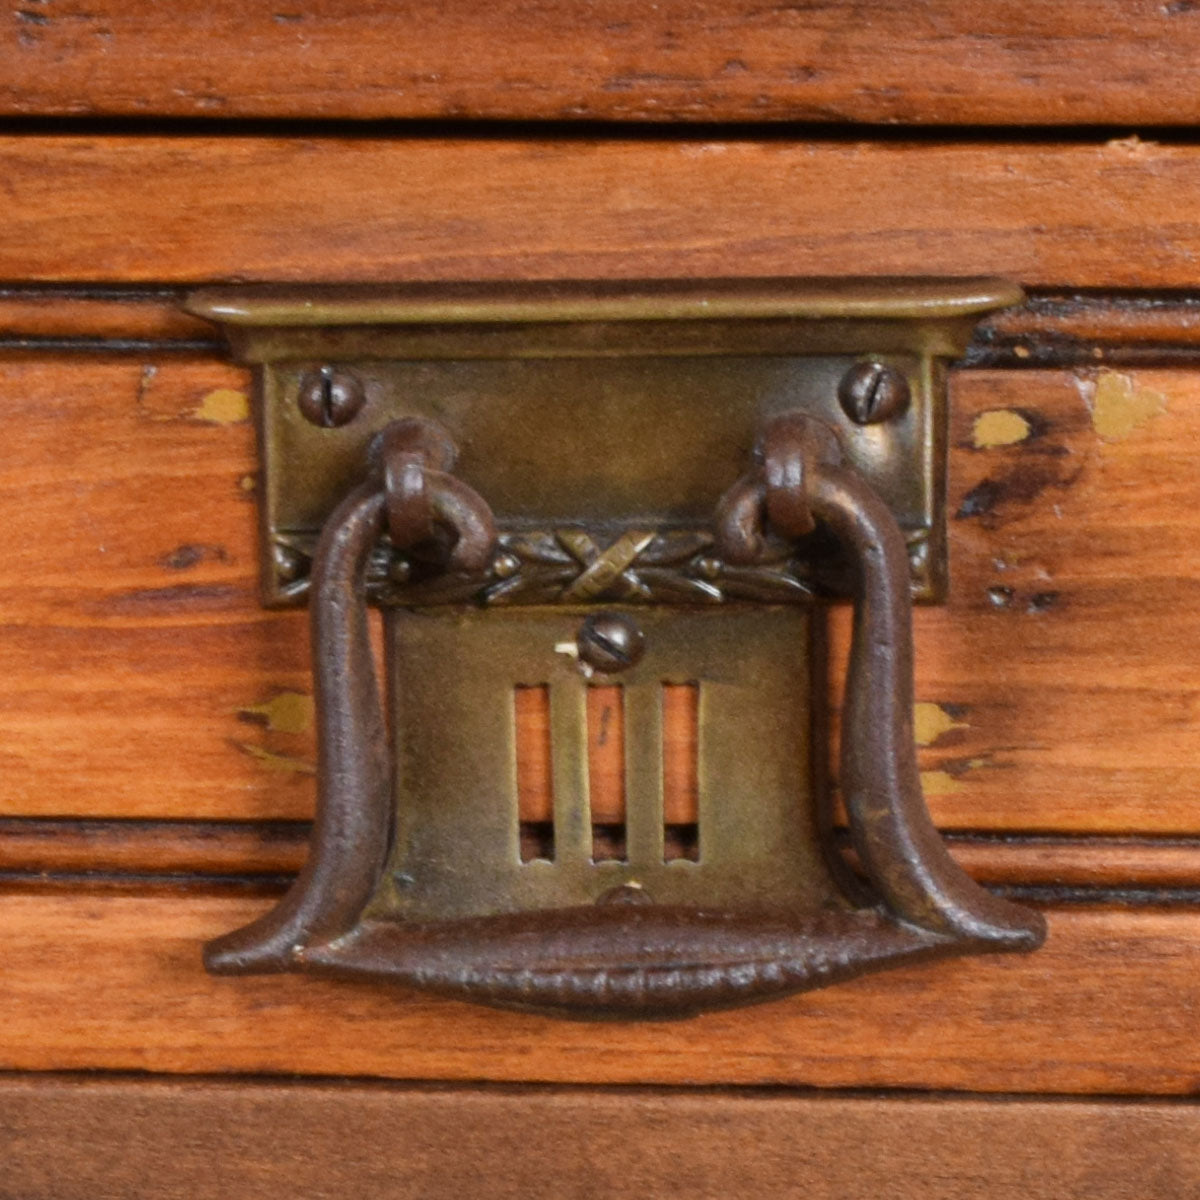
[193,279,1046,1016]
[375,606,825,923]
[187,278,1024,606]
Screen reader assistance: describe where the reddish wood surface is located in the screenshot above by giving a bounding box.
[5,1077,1200,1200]
[1,358,1198,839]
[0,291,210,343]
[3,1,1200,127]
[0,890,1196,1094]
[6,137,1200,288]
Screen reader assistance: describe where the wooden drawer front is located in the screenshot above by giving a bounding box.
[0,357,1198,843]
[3,1,1200,127]
[5,1079,1200,1200]
[3,137,1200,289]
[2,135,1200,1097]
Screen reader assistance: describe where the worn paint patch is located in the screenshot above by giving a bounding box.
[919,770,963,796]
[972,409,1032,448]
[914,702,968,746]
[194,388,250,425]
[1087,370,1166,440]
[236,742,316,775]
[237,692,314,735]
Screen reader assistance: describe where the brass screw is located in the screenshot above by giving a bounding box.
[297,366,366,428]
[576,611,645,673]
[273,542,305,583]
[837,361,911,425]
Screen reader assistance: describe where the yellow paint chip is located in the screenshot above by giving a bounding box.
[1089,370,1166,440]
[914,702,967,747]
[920,770,964,796]
[195,388,250,425]
[237,743,316,775]
[237,692,314,735]
[972,409,1031,449]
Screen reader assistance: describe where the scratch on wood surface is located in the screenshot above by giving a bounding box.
[160,543,229,571]
[234,742,315,775]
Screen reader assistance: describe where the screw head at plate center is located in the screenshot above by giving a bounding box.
[576,611,645,673]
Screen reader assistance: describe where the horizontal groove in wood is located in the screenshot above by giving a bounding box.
[9,138,1200,287]
[4,1078,1200,1200]
[0,892,1197,1094]
[10,290,1200,368]
[0,820,309,876]
[0,290,212,343]
[5,2,1200,129]
[7,820,1200,892]
[0,361,1198,836]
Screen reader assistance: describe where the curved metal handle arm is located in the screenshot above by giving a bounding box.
[205,419,496,973]
[205,478,391,971]
[717,412,1044,948]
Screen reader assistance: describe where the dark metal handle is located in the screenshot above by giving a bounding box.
[716,412,1043,945]
[207,412,1043,1015]
[205,419,497,972]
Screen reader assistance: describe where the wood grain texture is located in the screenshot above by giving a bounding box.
[6,137,1200,288]
[0,890,1197,1093]
[0,290,212,343]
[0,357,317,821]
[2,358,1199,838]
[892,366,1200,834]
[4,1078,1200,1200]
[4,1,1200,127]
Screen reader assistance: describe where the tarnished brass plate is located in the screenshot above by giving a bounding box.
[187,278,1024,606]
[375,606,820,923]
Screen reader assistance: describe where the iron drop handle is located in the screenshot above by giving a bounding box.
[715,413,1042,946]
[205,412,1044,1017]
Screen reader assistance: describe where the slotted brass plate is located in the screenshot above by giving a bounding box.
[376,606,818,923]
[187,277,1023,606]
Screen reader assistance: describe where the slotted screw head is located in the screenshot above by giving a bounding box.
[576,611,645,674]
[837,361,911,425]
[297,366,366,428]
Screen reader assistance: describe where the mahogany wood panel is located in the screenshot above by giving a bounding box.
[2,357,1199,839]
[5,1078,1200,1200]
[7,137,1200,288]
[4,2,1200,127]
[0,290,212,343]
[0,890,1197,1094]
